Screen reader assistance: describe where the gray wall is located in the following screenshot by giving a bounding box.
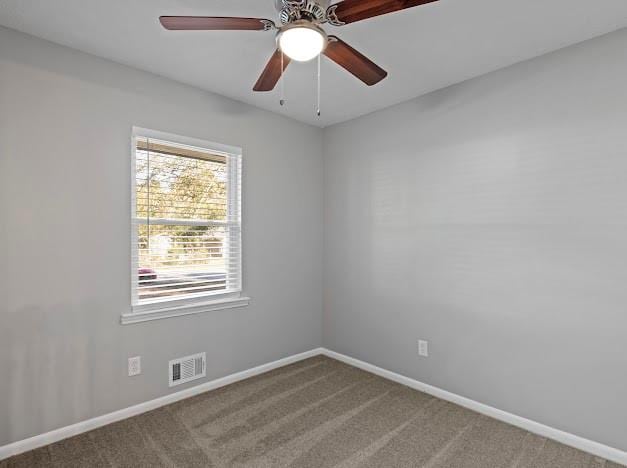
[0,27,323,446]
[2,22,627,453]
[322,29,627,451]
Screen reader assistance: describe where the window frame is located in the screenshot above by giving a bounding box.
[122,127,249,325]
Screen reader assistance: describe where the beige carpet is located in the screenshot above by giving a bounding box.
[2,355,623,468]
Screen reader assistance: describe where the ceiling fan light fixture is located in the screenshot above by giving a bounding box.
[277,22,327,62]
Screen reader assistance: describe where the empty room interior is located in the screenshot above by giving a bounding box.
[1,0,627,466]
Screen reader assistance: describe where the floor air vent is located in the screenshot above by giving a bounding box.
[169,352,206,387]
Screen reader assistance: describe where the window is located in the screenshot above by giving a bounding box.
[124,128,247,324]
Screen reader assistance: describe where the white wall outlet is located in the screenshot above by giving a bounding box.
[128,356,141,376]
[418,340,429,357]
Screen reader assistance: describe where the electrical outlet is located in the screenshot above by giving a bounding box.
[418,340,429,357]
[128,356,141,376]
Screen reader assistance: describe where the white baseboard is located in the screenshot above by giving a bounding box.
[2,346,625,466]
[321,348,627,467]
[0,348,324,461]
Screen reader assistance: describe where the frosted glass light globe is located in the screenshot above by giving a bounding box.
[278,26,326,62]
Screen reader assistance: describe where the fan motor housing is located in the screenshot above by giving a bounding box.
[276,0,330,24]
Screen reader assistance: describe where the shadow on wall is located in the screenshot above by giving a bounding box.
[0,27,256,120]
[0,305,105,446]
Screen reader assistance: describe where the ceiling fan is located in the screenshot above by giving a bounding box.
[159,0,438,93]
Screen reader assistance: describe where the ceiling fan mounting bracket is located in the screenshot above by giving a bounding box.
[325,4,345,26]
[260,19,277,31]
[276,0,330,25]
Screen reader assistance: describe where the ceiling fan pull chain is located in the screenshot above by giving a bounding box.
[316,53,321,117]
[280,50,286,106]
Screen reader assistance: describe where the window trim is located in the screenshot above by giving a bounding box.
[123,127,248,324]
[121,294,250,325]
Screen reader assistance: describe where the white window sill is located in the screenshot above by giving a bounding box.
[121,296,250,325]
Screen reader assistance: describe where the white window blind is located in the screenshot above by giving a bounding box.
[131,130,242,314]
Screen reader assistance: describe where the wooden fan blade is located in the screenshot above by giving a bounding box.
[253,50,291,92]
[327,0,438,25]
[159,16,275,31]
[323,36,387,86]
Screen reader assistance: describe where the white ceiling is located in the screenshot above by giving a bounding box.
[1,0,626,127]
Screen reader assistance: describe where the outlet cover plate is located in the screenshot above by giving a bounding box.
[418,340,429,357]
[128,356,141,376]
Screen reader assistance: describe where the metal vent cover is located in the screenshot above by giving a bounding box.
[169,352,206,387]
